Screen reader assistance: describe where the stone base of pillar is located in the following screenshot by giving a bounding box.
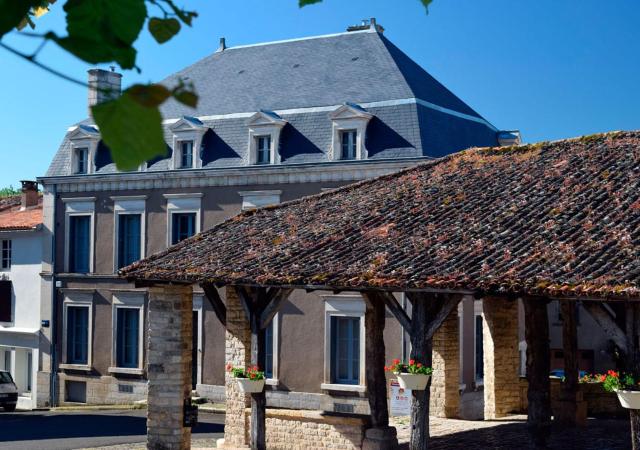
[554,391,587,427]
[362,427,399,450]
[216,438,250,449]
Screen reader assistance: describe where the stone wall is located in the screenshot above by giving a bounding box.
[430,309,460,418]
[57,373,146,404]
[483,297,520,419]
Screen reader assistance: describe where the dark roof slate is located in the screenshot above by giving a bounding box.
[121,131,640,300]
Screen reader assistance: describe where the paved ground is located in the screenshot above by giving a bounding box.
[0,409,224,450]
[393,415,631,449]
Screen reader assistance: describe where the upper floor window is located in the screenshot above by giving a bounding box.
[256,136,271,165]
[340,130,357,160]
[179,141,194,169]
[69,215,91,273]
[1,240,11,269]
[75,148,89,174]
[171,212,196,245]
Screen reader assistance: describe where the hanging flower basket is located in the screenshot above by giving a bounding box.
[385,358,433,391]
[227,364,266,393]
[236,378,266,393]
[597,370,640,409]
[397,373,430,391]
[615,390,640,410]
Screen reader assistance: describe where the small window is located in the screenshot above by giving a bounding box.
[475,315,484,381]
[330,316,360,385]
[75,148,89,174]
[264,321,274,379]
[256,136,271,165]
[340,130,357,160]
[67,306,89,365]
[69,215,91,273]
[180,141,194,169]
[117,214,142,269]
[1,240,11,269]
[0,280,11,322]
[116,308,140,368]
[171,212,196,245]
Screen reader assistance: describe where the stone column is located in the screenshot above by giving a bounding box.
[147,285,193,450]
[430,308,460,418]
[482,297,520,419]
[222,286,252,448]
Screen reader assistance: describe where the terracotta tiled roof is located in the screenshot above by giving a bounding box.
[121,131,640,300]
[0,196,43,231]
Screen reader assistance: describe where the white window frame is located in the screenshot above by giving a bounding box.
[109,292,145,375]
[246,111,287,165]
[320,294,366,392]
[164,193,202,247]
[328,104,373,161]
[62,198,96,274]
[265,313,280,386]
[238,190,282,211]
[169,117,206,170]
[193,294,204,387]
[60,291,94,371]
[111,196,147,272]
[67,126,99,175]
[1,239,11,270]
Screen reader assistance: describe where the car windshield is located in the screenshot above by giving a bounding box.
[0,372,13,383]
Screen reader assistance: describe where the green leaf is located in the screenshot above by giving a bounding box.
[421,0,433,13]
[0,0,37,37]
[127,84,171,108]
[64,0,146,46]
[91,89,166,171]
[148,17,181,44]
[173,90,198,108]
[164,1,198,26]
[51,35,137,69]
[298,0,322,6]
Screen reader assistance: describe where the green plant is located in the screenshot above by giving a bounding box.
[601,370,640,392]
[0,185,20,197]
[226,364,265,381]
[385,358,433,376]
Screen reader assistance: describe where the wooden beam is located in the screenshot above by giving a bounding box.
[625,303,640,450]
[259,289,293,330]
[407,292,463,341]
[523,297,551,448]
[582,302,629,354]
[375,291,412,333]
[559,300,579,426]
[235,285,254,329]
[249,294,266,450]
[201,283,226,327]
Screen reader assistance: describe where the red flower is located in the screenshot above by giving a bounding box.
[392,358,400,365]
[417,363,423,368]
[409,359,415,366]
[598,375,606,382]
[607,370,619,378]
[226,363,233,372]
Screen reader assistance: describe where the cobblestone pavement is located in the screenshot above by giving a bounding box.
[392,415,631,449]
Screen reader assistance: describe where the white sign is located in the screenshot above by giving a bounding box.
[389,380,412,416]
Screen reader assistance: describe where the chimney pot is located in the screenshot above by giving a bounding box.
[217,37,227,53]
[88,68,122,116]
[20,180,38,210]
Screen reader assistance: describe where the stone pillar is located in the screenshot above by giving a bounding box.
[482,297,520,419]
[221,286,251,448]
[430,308,460,418]
[147,285,193,450]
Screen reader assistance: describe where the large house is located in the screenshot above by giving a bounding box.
[37,21,611,411]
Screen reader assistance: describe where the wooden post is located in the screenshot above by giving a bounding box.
[626,303,640,450]
[523,297,551,449]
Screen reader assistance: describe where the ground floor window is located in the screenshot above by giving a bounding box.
[116,308,140,368]
[331,316,360,385]
[475,314,484,381]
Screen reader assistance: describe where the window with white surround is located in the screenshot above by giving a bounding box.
[1,240,10,269]
[474,300,484,383]
[67,125,99,175]
[112,196,146,271]
[321,294,366,392]
[329,103,373,161]
[164,194,202,247]
[63,198,95,274]
[261,314,279,384]
[238,190,282,211]
[192,295,203,387]
[110,293,144,374]
[61,292,93,370]
[169,116,206,170]
[246,111,287,165]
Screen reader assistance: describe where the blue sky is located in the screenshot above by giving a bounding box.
[0,0,639,187]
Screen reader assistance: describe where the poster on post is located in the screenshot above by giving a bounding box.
[389,380,412,416]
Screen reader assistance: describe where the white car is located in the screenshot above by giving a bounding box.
[0,370,18,412]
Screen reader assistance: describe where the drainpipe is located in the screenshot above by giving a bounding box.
[48,184,58,407]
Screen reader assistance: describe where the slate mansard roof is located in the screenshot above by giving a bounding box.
[122,131,640,300]
[45,28,499,178]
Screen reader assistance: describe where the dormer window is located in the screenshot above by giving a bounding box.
[246,111,287,165]
[329,104,373,161]
[75,148,89,174]
[169,116,207,170]
[256,136,271,165]
[179,141,194,169]
[340,130,357,160]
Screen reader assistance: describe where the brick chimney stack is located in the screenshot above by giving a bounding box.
[88,67,122,115]
[20,180,38,210]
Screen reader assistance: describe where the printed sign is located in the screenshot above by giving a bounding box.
[389,380,412,416]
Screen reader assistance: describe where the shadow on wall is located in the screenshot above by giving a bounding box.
[279,123,324,161]
[201,128,241,166]
[365,117,414,158]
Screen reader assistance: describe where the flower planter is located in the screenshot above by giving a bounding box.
[396,373,430,391]
[615,390,640,409]
[236,378,265,393]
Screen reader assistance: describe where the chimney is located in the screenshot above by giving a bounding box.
[347,17,384,33]
[88,67,122,114]
[20,180,38,210]
[216,37,227,53]
[497,130,522,147]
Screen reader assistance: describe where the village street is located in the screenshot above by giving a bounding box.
[0,410,224,450]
